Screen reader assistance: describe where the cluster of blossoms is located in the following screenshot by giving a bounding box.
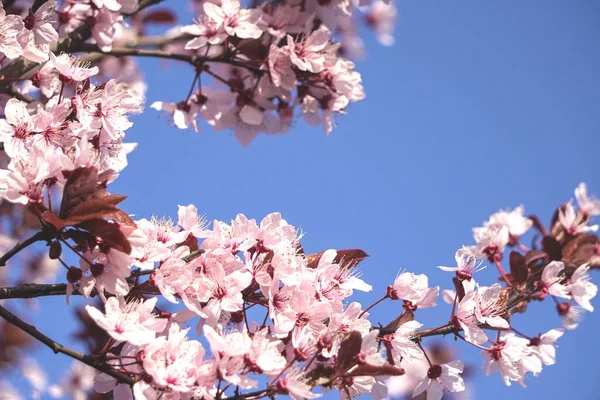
[0,2,598,400]
[0,0,397,146]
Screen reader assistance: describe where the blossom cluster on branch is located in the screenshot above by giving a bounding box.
[0,1,598,400]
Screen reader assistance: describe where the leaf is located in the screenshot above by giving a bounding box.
[306,248,369,270]
[334,249,369,270]
[59,167,99,219]
[77,219,132,255]
[336,331,363,374]
[541,236,562,261]
[63,229,97,253]
[41,210,67,231]
[142,9,177,24]
[508,251,528,284]
[381,310,414,334]
[66,199,135,227]
[562,233,600,269]
[524,250,548,268]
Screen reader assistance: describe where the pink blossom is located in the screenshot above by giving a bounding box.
[390,320,425,363]
[575,182,600,217]
[143,324,205,393]
[451,283,488,345]
[528,328,563,366]
[0,6,24,59]
[540,261,571,299]
[275,370,321,400]
[204,0,263,39]
[474,284,510,329]
[570,264,597,311]
[86,296,167,346]
[483,333,538,387]
[487,205,533,237]
[268,45,297,91]
[286,26,331,73]
[412,361,465,400]
[50,53,100,82]
[559,201,598,235]
[23,0,59,45]
[389,271,439,309]
[364,0,397,46]
[182,16,227,49]
[0,99,35,157]
[471,223,510,261]
[438,246,486,281]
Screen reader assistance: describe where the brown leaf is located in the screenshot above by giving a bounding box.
[59,167,99,219]
[41,210,67,231]
[306,249,369,270]
[524,250,548,268]
[561,233,600,269]
[334,249,369,270]
[64,229,97,253]
[381,310,414,334]
[542,236,562,261]
[77,219,132,255]
[336,331,363,374]
[142,9,177,24]
[66,199,135,227]
[508,251,528,284]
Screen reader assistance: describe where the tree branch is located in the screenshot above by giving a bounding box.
[0,230,50,268]
[0,304,135,385]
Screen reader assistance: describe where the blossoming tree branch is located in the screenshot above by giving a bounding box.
[0,0,598,399]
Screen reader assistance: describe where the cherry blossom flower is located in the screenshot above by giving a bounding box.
[151,100,200,132]
[483,334,527,386]
[389,271,439,309]
[471,223,510,261]
[570,264,598,311]
[50,53,100,83]
[438,246,486,281]
[182,16,227,49]
[558,201,598,235]
[528,328,563,366]
[275,369,322,400]
[268,45,297,91]
[575,182,600,217]
[86,296,167,345]
[557,302,583,330]
[390,320,425,363]
[0,6,24,59]
[451,283,488,345]
[0,99,35,157]
[204,0,263,39]
[364,0,397,47]
[23,0,59,45]
[286,26,331,73]
[487,205,533,238]
[474,284,509,329]
[539,261,571,299]
[143,324,205,393]
[412,361,465,400]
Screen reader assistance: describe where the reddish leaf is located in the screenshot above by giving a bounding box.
[77,219,132,255]
[64,229,97,253]
[508,251,528,284]
[541,236,562,261]
[142,9,177,24]
[334,249,369,270]
[524,250,548,268]
[562,233,600,269]
[381,310,414,334]
[66,199,135,227]
[41,210,68,231]
[175,232,199,252]
[306,249,369,269]
[336,331,363,373]
[59,167,99,219]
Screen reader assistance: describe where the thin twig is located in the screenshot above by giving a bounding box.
[0,304,135,385]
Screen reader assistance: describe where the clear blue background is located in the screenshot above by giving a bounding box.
[3,0,600,398]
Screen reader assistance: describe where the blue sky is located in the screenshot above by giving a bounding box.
[3,0,600,399]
